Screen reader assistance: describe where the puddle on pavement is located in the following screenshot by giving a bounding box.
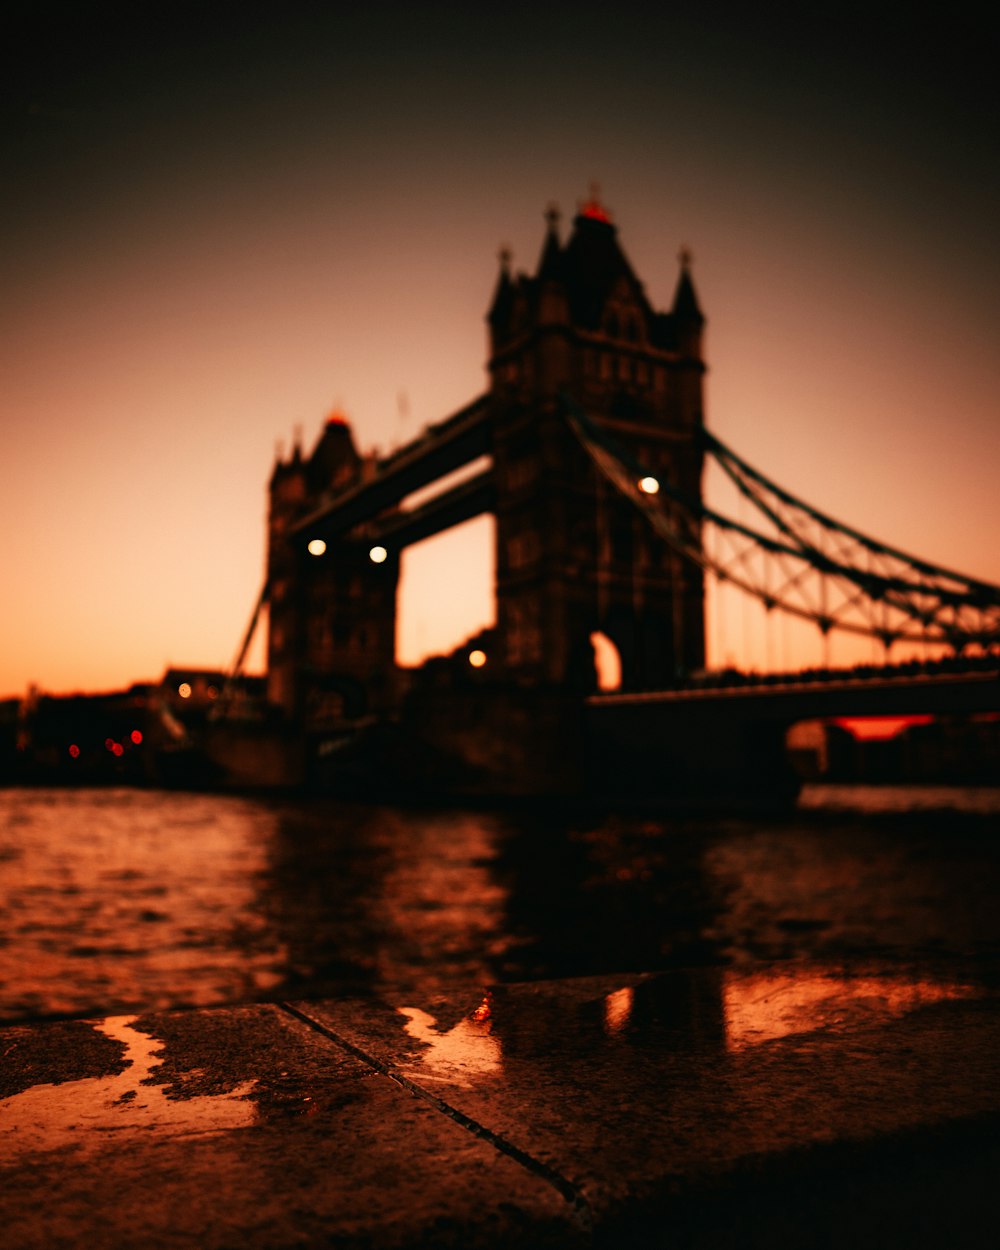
[594,968,979,1053]
[397,969,983,1084]
[0,1015,256,1159]
[603,985,635,1035]
[398,994,501,1087]
[722,970,979,1051]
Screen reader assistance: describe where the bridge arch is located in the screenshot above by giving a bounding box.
[590,630,622,692]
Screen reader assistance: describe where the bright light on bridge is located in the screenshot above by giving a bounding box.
[638,476,660,495]
[468,649,487,668]
[307,538,327,556]
[369,545,388,564]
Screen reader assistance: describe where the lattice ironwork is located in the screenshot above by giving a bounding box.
[564,396,1000,653]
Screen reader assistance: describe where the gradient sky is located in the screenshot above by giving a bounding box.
[3,5,998,696]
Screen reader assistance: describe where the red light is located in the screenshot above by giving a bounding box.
[833,715,935,741]
[105,738,115,751]
[580,193,612,223]
[112,742,124,757]
[130,729,143,745]
[68,744,81,759]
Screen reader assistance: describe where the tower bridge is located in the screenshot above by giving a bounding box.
[249,196,1000,801]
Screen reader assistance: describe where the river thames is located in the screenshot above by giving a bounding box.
[2,784,998,1023]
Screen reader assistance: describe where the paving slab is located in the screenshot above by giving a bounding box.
[297,964,1000,1247]
[0,1003,575,1250]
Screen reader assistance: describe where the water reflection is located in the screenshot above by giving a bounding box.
[2,787,998,1024]
[389,967,984,1090]
[603,985,634,1035]
[0,788,288,1020]
[490,809,722,982]
[0,1015,256,1158]
[398,995,501,1087]
[262,803,509,1001]
[722,970,977,1051]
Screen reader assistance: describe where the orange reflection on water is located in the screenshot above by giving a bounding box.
[467,993,492,1023]
[0,791,289,1020]
[398,996,501,1087]
[603,985,635,1035]
[0,1016,256,1159]
[723,969,977,1052]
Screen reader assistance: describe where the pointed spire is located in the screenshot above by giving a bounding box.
[672,246,703,322]
[488,243,516,332]
[537,202,563,279]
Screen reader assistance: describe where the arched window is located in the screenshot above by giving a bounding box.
[590,631,622,691]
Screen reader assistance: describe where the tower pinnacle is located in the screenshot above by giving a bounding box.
[579,182,612,223]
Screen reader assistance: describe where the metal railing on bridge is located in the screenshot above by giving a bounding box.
[563,395,1000,655]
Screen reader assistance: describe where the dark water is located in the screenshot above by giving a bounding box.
[1,785,998,1023]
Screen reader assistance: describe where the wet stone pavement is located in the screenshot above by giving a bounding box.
[2,787,1000,1246]
[2,969,1000,1248]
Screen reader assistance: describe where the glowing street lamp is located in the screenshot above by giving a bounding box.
[307,538,327,556]
[369,545,388,564]
[638,476,660,495]
[468,649,487,668]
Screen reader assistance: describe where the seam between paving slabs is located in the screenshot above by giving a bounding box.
[279,1001,592,1231]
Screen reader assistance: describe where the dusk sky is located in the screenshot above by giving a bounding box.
[3,5,998,696]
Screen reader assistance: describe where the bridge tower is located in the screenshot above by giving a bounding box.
[266,415,398,723]
[487,195,706,690]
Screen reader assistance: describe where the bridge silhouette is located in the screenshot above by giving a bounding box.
[234,198,999,801]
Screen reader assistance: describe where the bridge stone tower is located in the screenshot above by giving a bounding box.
[267,416,399,724]
[486,196,706,691]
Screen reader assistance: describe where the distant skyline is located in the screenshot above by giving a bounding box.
[3,6,998,696]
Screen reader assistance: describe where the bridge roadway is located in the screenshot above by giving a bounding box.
[590,666,1000,720]
[586,666,1000,804]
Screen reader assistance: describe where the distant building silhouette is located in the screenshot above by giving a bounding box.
[266,196,707,725]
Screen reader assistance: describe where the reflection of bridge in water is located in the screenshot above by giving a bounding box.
[229,196,1000,802]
